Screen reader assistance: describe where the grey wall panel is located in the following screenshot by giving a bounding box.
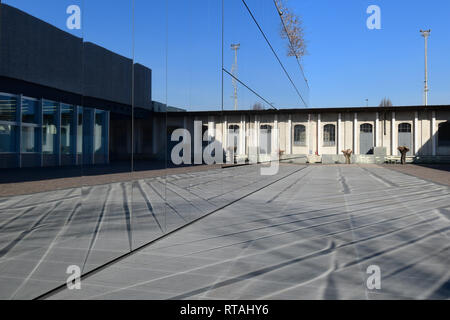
[83,42,133,106]
[133,63,152,109]
[0,4,152,109]
[0,4,83,95]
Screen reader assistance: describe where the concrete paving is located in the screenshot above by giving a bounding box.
[37,165,450,300]
[0,164,301,299]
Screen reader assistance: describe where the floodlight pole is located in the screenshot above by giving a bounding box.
[231,43,240,111]
[420,29,431,106]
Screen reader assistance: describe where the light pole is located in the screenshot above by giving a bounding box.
[420,29,431,106]
[231,43,240,111]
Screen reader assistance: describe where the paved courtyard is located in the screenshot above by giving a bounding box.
[1,164,450,299]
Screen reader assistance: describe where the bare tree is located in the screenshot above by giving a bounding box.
[252,102,264,110]
[379,97,393,107]
[275,0,307,59]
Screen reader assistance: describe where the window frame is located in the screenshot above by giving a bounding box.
[398,122,412,133]
[438,121,450,147]
[360,123,373,133]
[293,124,306,146]
[323,124,336,147]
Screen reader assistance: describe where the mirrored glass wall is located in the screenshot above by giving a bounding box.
[0,0,308,299]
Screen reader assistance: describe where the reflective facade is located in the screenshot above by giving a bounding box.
[0,92,109,168]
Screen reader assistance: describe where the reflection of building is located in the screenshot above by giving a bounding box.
[1,3,449,170]
[0,93,109,168]
[165,107,450,164]
[0,3,167,169]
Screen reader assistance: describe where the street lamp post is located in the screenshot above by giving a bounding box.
[420,29,431,106]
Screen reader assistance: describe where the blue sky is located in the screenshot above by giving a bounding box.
[3,0,450,110]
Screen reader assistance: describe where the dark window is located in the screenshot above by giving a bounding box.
[293,125,306,146]
[438,122,450,147]
[398,123,411,133]
[323,124,336,146]
[22,98,39,124]
[360,123,373,133]
[42,101,58,154]
[228,125,240,152]
[0,95,17,122]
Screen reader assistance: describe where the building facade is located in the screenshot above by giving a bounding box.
[165,107,450,164]
[1,3,450,170]
[0,3,158,169]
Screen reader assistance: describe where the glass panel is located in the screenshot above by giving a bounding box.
[324,124,336,146]
[0,95,17,122]
[61,104,74,155]
[361,123,373,133]
[0,0,84,300]
[130,0,167,251]
[20,126,38,152]
[0,124,17,152]
[223,0,309,110]
[399,123,411,133]
[77,107,83,154]
[438,122,450,147]
[94,110,106,156]
[42,100,57,154]
[22,98,38,123]
[294,125,306,145]
[78,0,134,278]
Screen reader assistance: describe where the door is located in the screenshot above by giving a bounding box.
[360,123,374,155]
[398,123,412,155]
[259,125,272,155]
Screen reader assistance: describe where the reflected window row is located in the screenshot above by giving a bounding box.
[0,92,109,168]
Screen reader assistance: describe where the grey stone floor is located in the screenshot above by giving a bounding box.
[0,164,301,299]
[1,164,450,299]
[42,165,450,300]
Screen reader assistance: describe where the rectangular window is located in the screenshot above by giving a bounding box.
[0,124,17,152]
[0,95,17,122]
[61,104,74,155]
[294,125,306,146]
[22,98,39,124]
[42,101,58,154]
[77,107,83,154]
[21,126,39,153]
[323,124,336,146]
[94,110,106,155]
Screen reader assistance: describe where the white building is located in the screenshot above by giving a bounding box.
[163,105,450,164]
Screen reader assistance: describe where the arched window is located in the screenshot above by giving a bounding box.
[293,125,306,146]
[323,124,336,146]
[398,123,411,133]
[360,123,373,133]
[438,122,450,147]
[228,124,240,133]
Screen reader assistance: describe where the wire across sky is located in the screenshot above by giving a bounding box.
[223,0,310,109]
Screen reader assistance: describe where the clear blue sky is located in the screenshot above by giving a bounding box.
[3,0,450,110]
